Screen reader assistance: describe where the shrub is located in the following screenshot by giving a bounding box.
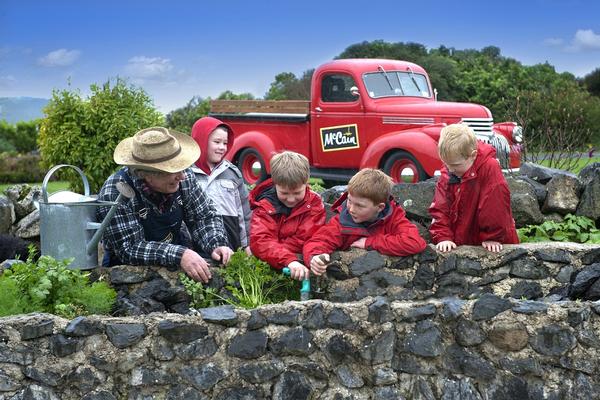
[518,214,600,244]
[0,249,117,318]
[0,153,45,183]
[39,79,163,192]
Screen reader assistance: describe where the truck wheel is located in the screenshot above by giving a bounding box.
[383,151,428,183]
[237,148,267,185]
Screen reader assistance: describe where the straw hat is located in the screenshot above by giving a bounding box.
[113,127,200,173]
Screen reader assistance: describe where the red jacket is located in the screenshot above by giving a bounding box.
[303,192,427,263]
[429,141,519,245]
[249,179,325,269]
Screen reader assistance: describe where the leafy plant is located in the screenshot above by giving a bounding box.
[179,249,300,310]
[0,248,116,318]
[518,214,600,243]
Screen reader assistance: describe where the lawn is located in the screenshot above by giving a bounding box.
[0,181,70,194]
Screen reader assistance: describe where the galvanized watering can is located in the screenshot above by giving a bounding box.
[39,164,133,269]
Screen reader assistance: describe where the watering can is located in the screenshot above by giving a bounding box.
[39,164,134,269]
[282,267,311,301]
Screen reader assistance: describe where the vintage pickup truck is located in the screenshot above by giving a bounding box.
[210,58,522,185]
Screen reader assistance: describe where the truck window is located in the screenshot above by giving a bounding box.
[363,71,431,98]
[321,74,358,102]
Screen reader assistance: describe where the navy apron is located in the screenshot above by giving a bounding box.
[102,170,184,267]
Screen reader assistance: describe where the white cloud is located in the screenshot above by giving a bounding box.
[543,38,563,46]
[124,56,174,81]
[0,75,17,88]
[567,29,600,52]
[38,49,81,67]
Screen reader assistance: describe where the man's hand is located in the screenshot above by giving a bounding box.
[310,254,330,276]
[212,246,234,265]
[351,237,367,249]
[244,246,253,256]
[288,261,310,280]
[181,248,211,283]
[482,241,503,253]
[436,240,457,253]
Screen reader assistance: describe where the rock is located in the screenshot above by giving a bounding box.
[542,174,581,214]
[435,272,470,298]
[391,352,437,375]
[403,320,442,357]
[508,175,547,206]
[0,371,20,391]
[24,366,62,387]
[441,298,466,320]
[569,263,600,298]
[325,308,355,330]
[397,304,437,322]
[270,327,313,356]
[64,316,104,337]
[441,378,482,400]
[110,266,152,284]
[20,319,54,340]
[0,196,15,234]
[320,185,346,205]
[472,293,512,321]
[158,321,210,344]
[324,334,357,364]
[49,334,83,357]
[81,391,118,400]
[5,184,41,219]
[272,372,313,400]
[455,318,486,347]
[214,387,263,400]
[372,367,397,386]
[227,330,268,359]
[336,365,364,388]
[13,208,39,239]
[238,360,285,383]
[302,303,325,329]
[578,162,600,186]
[576,173,600,221]
[264,308,299,325]
[368,297,393,323]
[533,249,571,264]
[509,281,543,300]
[529,324,576,356]
[509,257,549,279]
[200,305,238,326]
[487,375,530,400]
[498,357,543,376]
[391,180,436,220]
[456,258,483,277]
[512,300,549,314]
[412,263,435,290]
[105,323,147,349]
[130,367,170,386]
[349,250,386,276]
[556,265,574,283]
[174,336,217,361]
[180,363,225,391]
[247,310,267,330]
[411,378,436,400]
[520,163,576,184]
[361,329,395,364]
[488,321,529,351]
[443,344,496,381]
[510,193,544,227]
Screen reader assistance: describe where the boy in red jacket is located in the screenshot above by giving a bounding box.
[429,123,519,253]
[249,151,325,280]
[304,168,426,276]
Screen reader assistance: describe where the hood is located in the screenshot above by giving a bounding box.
[473,141,497,171]
[374,100,491,120]
[191,116,234,174]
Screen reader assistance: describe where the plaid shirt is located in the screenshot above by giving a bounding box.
[97,167,228,267]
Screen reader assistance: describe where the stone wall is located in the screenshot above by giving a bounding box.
[1,296,600,399]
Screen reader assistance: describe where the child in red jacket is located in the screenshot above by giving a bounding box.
[249,151,325,280]
[304,168,426,276]
[429,123,519,253]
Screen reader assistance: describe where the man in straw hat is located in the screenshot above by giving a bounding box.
[97,126,234,282]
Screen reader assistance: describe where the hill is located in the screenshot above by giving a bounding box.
[0,97,49,123]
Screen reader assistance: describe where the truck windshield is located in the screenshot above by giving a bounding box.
[363,71,430,98]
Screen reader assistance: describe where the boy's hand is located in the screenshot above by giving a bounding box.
[288,261,310,280]
[350,237,367,249]
[310,254,330,276]
[436,240,457,253]
[244,246,253,256]
[212,246,234,265]
[482,241,503,253]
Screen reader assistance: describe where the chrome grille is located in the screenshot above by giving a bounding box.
[461,118,493,140]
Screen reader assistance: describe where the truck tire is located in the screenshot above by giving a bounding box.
[237,148,267,185]
[383,150,428,183]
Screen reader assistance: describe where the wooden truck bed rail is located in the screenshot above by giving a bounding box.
[210,100,310,115]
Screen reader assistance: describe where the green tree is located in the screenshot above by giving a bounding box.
[583,67,600,97]
[264,70,313,100]
[39,79,163,192]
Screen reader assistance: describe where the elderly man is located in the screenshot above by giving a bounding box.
[97,126,234,282]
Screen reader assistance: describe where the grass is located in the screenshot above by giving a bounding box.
[532,156,600,174]
[0,181,70,194]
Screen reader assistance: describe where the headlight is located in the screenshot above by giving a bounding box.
[512,125,523,143]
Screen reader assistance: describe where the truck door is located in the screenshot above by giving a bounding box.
[310,73,365,168]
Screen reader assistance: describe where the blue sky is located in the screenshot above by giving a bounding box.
[1,0,600,113]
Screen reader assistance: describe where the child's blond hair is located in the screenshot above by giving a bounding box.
[270,151,310,187]
[438,123,478,161]
[348,168,393,204]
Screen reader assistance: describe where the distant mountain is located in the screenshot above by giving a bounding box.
[0,97,49,124]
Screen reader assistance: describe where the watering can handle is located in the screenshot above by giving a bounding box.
[42,164,90,203]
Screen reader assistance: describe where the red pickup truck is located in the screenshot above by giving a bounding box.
[210,58,522,185]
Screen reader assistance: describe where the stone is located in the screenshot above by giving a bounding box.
[325,308,355,330]
[238,360,285,383]
[23,366,62,387]
[150,340,175,361]
[110,266,152,284]
[157,320,208,344]
[440,298,466,320]
[320,185,346,204]
[582,248,600,265]
[324,334,357,364]
[135,277,170,299]
[455,318,486,347]
[66,366,101,393]
[443,345,496,381]
[578,162,600,185]
[435,272,470,298]
[392,180,436,220]
[569,263,600,298]
[391,352,437,375]
[436,254,457,275]
[487,376,530,400]
[374,386,405,400]
[272,371,313,400]
[510,281,543,300]
[411,378,436,400]
[302,303,325,329]
[472,293,512,321]
[49,334,82,357]
[418,245,438,263]
[570,373,594,400]
[264,308,299,325]
[270,327,313,356]
[358,269,408,298]
[0,196,15,234]
[64,316,104,337]
[21,384,60,400]
[441,378,482,400]
[498,357,543,376]
[533,249,571,264]
[199,305,238,326]
[577,329,600,348]
[105,323,147,349]
[488,321,529,351]
[497,247,528,267]
[456,258,483,277]
[127,293,166,314]
[247,310,267,330]
[556,265,574,283]
[372,367,397,386]
[530,324,576,356]
[180,363,225,391]
[130,367,170,386]
[403,320,442,357]
[412,263,434,290]
[288,362,329,380]
[20,319,54,340]
[227,330,268,359]
[542,174,581,214]
[349,250,386,276]
[510,193,544,227]
[511,300,549,314]
[520,163,575,184]
[361,329,395,364]
[567,307,591,327]
[0,371,19,391]
[155,285,189,306]
[559,355,595,375]
[336,365,364,388]
[509,257,549,279]
[165,385,206,400]
[174,337,218,361]
[81,391,118,400]
[13,209,39,239]
[576,174,600,221]
[398,304,437,322]
[214,388,263,400]
[584,278,600,300]
[368,297,393,323]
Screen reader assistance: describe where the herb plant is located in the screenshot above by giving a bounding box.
[180,249,300,310]
[0,249,117,318]
[517,214,600,243]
